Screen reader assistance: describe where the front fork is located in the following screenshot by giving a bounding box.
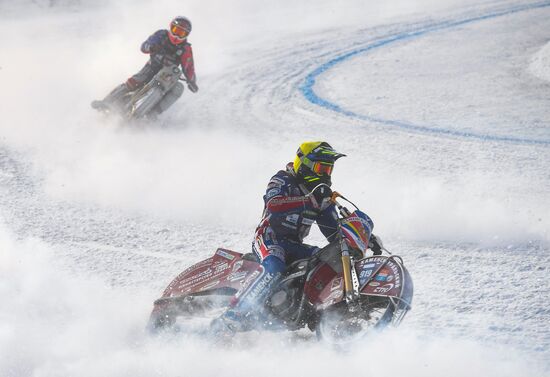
[331,191,361,308]
[341,238,360,306]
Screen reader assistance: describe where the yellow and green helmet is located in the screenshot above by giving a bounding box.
[293,141,346,182]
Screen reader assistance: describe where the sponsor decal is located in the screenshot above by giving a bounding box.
[237,269,262,297]
[178,268,213,289]
[302,218,315,225]
[386,262,401,289]
[330,278,343,291]
[368,281,380,287]
[286,214,299,225]
[360,269,372,280]
[179,267,213,285]
[344,215,363,223]
[364,258,402,289]
[267,188,280,199]
[246,272,274,301]
[200,280,220,291]
[216,249,235,260]
[370,257,387,263]
[176,259,235,290]
[232,260,243,272]
[227,271,248,282]
[214,262,229,273]
[373,283,394,294]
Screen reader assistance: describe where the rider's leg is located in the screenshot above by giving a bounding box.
[280,239,319,264]
[93,60,158,108]
[213,229,286,333]
[221,255,284,330]
[127,59,159,88]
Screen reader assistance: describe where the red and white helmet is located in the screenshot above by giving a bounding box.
[168,16,192,45]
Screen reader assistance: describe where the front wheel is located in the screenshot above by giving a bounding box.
[316,295,394,345]
[128,86,164,119]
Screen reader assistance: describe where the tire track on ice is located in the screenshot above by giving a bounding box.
[300,1,550,145]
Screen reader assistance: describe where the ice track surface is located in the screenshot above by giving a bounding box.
[0,0,549,376]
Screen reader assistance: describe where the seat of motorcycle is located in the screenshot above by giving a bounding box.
[241,252,260,262]
[240,253,309,274]
[285,258,310,274]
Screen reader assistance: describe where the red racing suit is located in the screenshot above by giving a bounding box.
[126,29,197,90]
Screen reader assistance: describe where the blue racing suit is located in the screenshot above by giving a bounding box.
[222,163,339,330]
[252,162,339,271]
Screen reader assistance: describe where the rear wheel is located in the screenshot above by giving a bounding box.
[316,296,394,345]
[147,294,233,334]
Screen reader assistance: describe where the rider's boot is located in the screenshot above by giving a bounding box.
[211,256,284,335]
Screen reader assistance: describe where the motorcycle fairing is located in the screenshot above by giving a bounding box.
[340,210,373,253]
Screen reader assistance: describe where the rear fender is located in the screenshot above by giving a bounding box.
[159,248,260,299]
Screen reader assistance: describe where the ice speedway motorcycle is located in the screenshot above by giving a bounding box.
[148,191,414,343]
[93,63,185,120]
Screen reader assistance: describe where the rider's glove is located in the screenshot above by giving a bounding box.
[187,80,199,93]
[369,234,383,256]
[312,185,332,210]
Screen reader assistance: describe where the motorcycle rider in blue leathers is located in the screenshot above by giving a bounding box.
[212,141,383,334]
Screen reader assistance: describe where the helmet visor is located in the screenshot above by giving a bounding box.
[171,25,189,38]
[312,161,333,176]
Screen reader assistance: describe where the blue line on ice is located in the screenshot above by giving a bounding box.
[300,1,550,145]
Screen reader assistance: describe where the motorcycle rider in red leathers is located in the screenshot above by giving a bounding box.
[92,16,198,116]
[211,141,383,334]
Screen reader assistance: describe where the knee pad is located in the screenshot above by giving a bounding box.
[253,234,286,263]
[262,255,286,274]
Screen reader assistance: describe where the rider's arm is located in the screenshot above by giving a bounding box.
[140,30,164,54]
[369,234,383,255]
[317,205,339,242]
[180,44,197,86]
[264,176,313,213]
